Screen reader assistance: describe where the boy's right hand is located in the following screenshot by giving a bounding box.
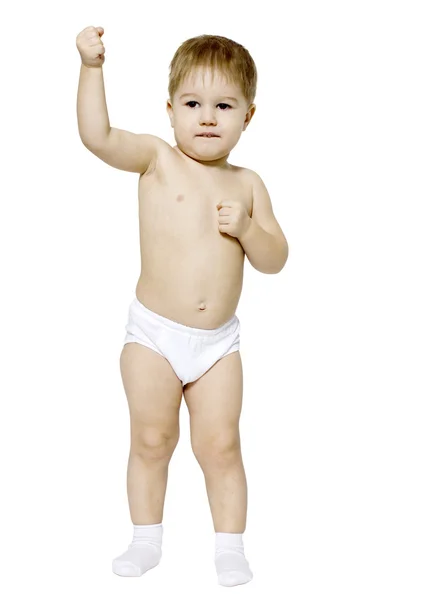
[76,26,105,68]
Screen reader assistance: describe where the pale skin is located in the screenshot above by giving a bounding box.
[121,68,258,533]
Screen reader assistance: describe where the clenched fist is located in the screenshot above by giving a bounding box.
[76,26,105,68]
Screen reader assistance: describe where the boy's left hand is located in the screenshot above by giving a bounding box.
[216,201,252,239]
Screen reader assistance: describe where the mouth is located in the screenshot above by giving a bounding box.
[197,134,220,138]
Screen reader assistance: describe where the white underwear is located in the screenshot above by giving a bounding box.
[123,296,240,387]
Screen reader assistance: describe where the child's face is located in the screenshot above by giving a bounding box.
[167,68,256,165]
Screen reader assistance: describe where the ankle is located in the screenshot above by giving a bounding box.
[215,532,245,555]
[132,523,163,548]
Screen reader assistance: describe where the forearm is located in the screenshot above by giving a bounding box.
[239,219,288,274]
[77,64,111,147]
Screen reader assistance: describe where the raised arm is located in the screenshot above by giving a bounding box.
[76,26,160,175]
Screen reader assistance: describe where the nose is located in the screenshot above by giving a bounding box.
[199,106,217,126]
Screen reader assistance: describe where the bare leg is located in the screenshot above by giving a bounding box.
[113,342,182,577]
[199,444,248,533]
[120,342,183,523]
[184,352,253,586]
[127,449,174,525]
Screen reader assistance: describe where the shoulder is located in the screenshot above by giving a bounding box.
[151,136,175,159]
[242,167,266,183]
[238,167,268,200]
[229,166,262,194]
[239,166,264,188]
[227,165,258,183]
[228,166,257,199]
[141,136,175,176]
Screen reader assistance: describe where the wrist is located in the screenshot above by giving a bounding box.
[239,217,253,242]
[81,63,102,69]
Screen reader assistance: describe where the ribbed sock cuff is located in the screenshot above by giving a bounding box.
[132,523,163,546]
[215,532,244,552]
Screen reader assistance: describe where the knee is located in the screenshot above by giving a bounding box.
[131,427,179,461]
[192,431,241,467]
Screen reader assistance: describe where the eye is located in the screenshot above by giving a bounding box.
[185,101,232,110]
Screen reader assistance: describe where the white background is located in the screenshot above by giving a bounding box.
[1,0,423,598]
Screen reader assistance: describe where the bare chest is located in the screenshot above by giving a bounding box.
[137,150,252,241]
[134,146,251,326]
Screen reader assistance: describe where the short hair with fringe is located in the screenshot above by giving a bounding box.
[168,34,257,107]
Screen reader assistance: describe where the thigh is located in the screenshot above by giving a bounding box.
[120,342,183,443]
[183,351,243,454]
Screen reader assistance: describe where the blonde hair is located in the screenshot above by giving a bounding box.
[168,34,257,107]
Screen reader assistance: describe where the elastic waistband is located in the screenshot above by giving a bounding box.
[131,296,238,337]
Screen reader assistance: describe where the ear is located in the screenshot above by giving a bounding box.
[243,103,256,131]
[166,99,174,128]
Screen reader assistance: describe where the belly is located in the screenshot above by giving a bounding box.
[135,232,245,329]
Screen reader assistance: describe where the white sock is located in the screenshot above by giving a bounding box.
[112,523,163,577]
[215,532,253,587]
